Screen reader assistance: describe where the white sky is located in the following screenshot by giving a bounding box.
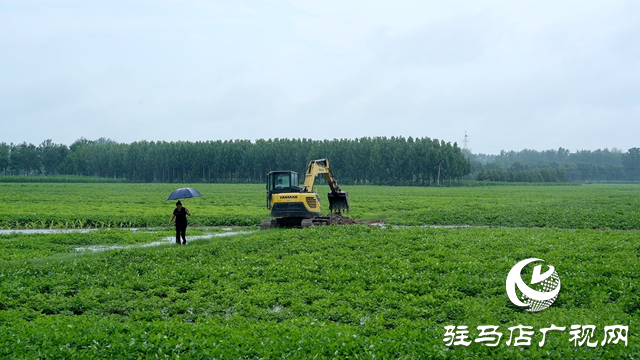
[0,0,638,154]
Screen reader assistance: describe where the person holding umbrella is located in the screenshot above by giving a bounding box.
[166,187,201,245]
[168,201,191,245]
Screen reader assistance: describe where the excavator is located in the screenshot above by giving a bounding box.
[260,158,350,229]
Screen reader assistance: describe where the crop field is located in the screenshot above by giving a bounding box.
[0,183,639,358]
[1,183,640,229]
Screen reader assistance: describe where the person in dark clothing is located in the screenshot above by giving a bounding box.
[168,200,191,245]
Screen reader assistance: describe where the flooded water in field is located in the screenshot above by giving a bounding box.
[0,227,238,235]
[368,223,479,229]
[159,231,255,242]
[74,230,256,252]
[0,229,101,234]
[0,227,256,252]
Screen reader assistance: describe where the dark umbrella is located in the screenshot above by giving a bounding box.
[166,187,203,200]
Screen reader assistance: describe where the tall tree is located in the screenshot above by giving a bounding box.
[39,139,69,175]
[10,142,40,175]
[0,143,9,176]
[622,148,640,181]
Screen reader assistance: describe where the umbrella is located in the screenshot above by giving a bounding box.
[166,187,203,200]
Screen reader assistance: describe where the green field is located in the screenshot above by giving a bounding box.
[1,183,640,229]
[0,183,639,358]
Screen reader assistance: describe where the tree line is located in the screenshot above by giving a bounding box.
[0,137,471,186]
[466,147,640,182]
[4,138,638,184]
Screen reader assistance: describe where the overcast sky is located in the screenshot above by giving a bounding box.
[1,0,638,154]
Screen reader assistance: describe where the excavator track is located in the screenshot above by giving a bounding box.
[260,219,277,230]
[301,218,328,228]
[261,213,358,229]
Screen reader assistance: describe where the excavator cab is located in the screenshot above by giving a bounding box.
[265,171,308,216]
[267,171,300,194]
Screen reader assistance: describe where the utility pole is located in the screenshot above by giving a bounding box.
[463,130,469,150]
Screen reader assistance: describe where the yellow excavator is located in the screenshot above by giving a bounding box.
[260,158,350,229]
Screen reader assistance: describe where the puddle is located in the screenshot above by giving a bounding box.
[75,231,256,252]
[0,227,240,235]
[160,231,254,242]
[368,223,481,229]
[375,223,483,229]
[0,229,101,234]
[419,225,476,229]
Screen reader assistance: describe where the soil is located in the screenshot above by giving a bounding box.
[326,213,360,225]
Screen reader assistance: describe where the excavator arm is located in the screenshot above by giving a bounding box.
[302,159,349,212]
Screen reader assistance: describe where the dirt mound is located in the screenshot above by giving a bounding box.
[326,213,359,225]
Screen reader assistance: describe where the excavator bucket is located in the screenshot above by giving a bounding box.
[328,191,350,212]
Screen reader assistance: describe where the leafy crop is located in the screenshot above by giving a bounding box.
[0,175,128,183]
[0,183,263,229]
[3,183,639,229]
[0,226,638,358]
[350,184,640,230]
